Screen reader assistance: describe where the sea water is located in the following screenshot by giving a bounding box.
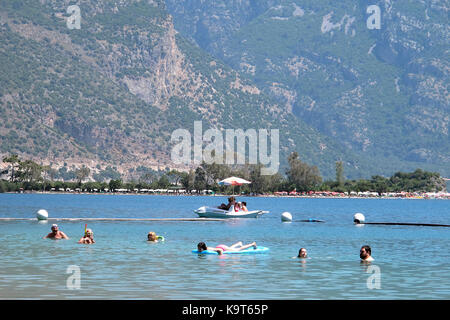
[0,194,448,299]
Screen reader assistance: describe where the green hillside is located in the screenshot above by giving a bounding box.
[0,0,386,179]
[1,0,448,180]
[166,0,450,177]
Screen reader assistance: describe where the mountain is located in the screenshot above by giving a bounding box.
[0,0,448,180]
[0,0,372,179]
[166,0,450,177]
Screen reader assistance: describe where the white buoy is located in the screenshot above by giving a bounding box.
[36,209,49,220]
[353,213,365,224]
[281,212,293,222]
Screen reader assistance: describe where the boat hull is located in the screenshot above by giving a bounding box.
[194,206,267,219]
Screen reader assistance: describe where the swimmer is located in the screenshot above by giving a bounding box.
[147,231,160,242]
[360,245,374,262]
[197,241,257,255]
[298,248,308,258]
[78,228,95,244]
[197,242,223,255]
[43,224,69,240]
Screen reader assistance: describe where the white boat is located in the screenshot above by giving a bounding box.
[194,206,268,219]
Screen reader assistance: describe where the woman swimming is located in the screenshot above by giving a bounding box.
[78,229,95,244]
[297,248,308,258]
[197,241,257,255]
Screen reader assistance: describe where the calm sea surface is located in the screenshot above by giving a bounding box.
[0,194,449,299]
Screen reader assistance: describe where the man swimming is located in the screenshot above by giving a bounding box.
[360,245,374,262]
[43,224,69,240]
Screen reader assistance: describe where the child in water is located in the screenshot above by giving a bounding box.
[147,231,164,242]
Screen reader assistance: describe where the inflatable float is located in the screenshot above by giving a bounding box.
[192,246,269,255]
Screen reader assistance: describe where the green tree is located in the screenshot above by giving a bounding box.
[139,172,154,184]
[167,170,185,186]
[16,159,43,183]
[76,166,90,185]
[181,169,195,192]
[267,172,284,192]
[109,179,122,191]
[371,175,389,195]
[194,167,207,192]
[43,166,58,182]
[201,162,231,184]
[336,161,344,187]
[249,164,266,194]
[157,175,170,188]
[286,152,322,191]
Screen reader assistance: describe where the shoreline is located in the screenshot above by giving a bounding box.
[1,191,449,200]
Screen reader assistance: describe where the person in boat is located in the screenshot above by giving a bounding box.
[196,241,257,255]
[43,224,69,240]
[360,245,374,262]
[147,231,162,242]
[298,248,308,258]
[241,202,248,212]
[78,228,95,244]
[217,196,236,210]
[234,202,241,211]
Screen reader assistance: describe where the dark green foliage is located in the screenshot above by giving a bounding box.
[286,152,322,191]
[93,166,121,182]
[0,154,445,194]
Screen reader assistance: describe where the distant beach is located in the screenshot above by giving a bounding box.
[5,189,450,200]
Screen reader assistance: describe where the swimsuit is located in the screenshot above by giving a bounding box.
[215,244,229,251]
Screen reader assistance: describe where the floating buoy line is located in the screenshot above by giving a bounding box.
[353,213,450,228]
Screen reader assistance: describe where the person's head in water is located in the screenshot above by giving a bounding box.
[360,245,373,260]
[197,242,207,252]
[51,224,59,234]
[298,248,307,258]
[44,224,69,240]
[85,229,93,238]
[148,232,157,242]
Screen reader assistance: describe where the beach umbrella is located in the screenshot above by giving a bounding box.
[218,177,251,195]
[218,176,251,186]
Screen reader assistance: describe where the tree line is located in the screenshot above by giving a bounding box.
[0,153,446,194]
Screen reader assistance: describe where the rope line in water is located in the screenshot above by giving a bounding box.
[357,222,450,227]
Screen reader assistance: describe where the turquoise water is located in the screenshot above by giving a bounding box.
[0,194,449,299]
